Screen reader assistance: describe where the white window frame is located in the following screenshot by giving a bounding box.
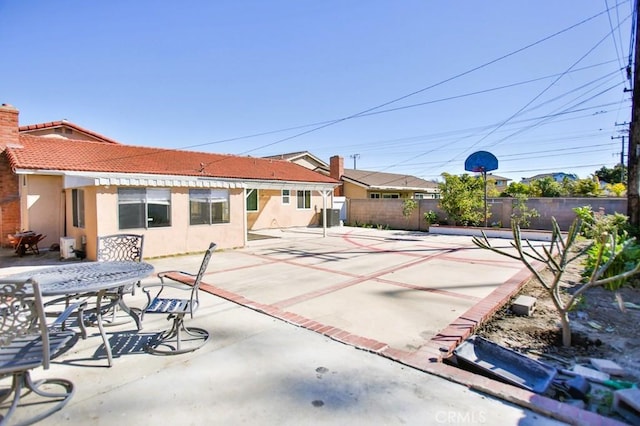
[282,189,290,205]
[246,189,258,212]
[296,190,311,210]
[118,188,172,229]
[189,189,230,225]
[72,188,85,228]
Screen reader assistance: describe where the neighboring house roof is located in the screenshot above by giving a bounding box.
[19,120,121,145]
[5,135,339,189]
[342,169,439,192]
[267,152,438,192]
[521,172,578,183]
[263,151,328,171]
[485,174,511,182]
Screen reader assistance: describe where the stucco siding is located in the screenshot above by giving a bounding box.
[343,182,367,199]
[23,175,64,249]
[82,187,245,259]
[249,189,327,230]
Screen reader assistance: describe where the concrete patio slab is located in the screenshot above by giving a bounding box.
[0,226,622,425]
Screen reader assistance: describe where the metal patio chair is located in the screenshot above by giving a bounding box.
[0,278,82,425]
[141,242,216,355]
[95,233,145,326]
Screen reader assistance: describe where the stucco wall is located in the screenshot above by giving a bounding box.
[21,127,106,142]
[61,187,99,259]
[343,182,368,199]
[22,175,64,249]
[86,187,247,259]
[348,198,629,231]
[249,189,329,230]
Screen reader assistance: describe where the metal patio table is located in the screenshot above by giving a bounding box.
[7,261,155,366]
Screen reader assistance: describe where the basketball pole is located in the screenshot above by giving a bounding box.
[482,169,488,228]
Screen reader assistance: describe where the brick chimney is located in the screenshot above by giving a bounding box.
[329,155,344,196]
[330,155,344,180]
[0,103,19,149]
[0,104,20,244]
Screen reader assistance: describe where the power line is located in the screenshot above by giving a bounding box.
[330,103,624,153]
[380,144,619,171]
[438,12,632,169]
[606,0,627,80]
[172,60,622,151]
[197,5,618,169]
[419,162,623,181]
[37,4,632,180]
[485,81,625,149]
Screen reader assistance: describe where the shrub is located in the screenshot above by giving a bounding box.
[583,233,640,290]
[510,193,539,228]
[423,210,438,226]
[438,173,486,226]
[573,206,628,239]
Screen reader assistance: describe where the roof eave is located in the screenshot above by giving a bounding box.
[14,169,339,191]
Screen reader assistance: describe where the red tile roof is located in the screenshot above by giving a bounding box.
[6,135,338,184]
[19,121,121,144]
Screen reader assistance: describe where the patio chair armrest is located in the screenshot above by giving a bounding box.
[141,282,194,294]
[157,270,196,279]
[141,281,192,302]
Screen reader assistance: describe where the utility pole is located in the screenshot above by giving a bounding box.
[350,153,360,170]
[629,0,640,228]
[615,122,630,183]
[612,134,626,182]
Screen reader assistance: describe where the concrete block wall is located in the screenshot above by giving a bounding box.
[348,199,445,231]
[348,198,628,231]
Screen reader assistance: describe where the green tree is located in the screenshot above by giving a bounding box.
[401,199,417,226]
[486,180,499,197]
[501,181,530,197]
[595,164,627,184]
[438,173,486,226]
[606,182,627,196]
[510,193,539,228]
[529,177,563,197]
[560,176,576,196]
[572,176,601,197]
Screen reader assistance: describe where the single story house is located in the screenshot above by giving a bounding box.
[0,104,339,260]
[268,152,440,199]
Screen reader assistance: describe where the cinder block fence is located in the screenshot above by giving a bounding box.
[346,198,628,231]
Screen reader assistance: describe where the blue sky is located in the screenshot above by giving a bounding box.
[0,1,634,182]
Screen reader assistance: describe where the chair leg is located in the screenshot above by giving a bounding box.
[0,371,74,426]
[99,291,140,329]
[145,314,209,355]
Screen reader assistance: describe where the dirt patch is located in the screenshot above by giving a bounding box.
[474,248,640,420]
